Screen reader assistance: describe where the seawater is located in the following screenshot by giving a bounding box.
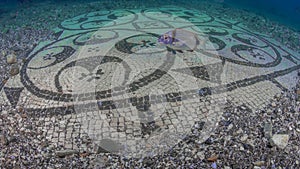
[224,0,300,30]
[0,0,299,30]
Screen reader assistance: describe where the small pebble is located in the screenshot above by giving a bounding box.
[211,162,217,169]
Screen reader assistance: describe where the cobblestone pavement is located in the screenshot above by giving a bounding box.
[0,6,299,159]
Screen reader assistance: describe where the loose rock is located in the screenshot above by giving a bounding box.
[9,64,19,76]
[0,134,8,145]
[6,53,17,64]
[55,150,78,158]
[264,122,273,139]
[271,134,289,149]
[207,155,218,162]
[253,161,265,166]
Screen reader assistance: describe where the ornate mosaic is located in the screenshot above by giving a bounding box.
[1,6,299,158]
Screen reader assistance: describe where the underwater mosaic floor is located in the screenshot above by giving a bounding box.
[1,6,299,157]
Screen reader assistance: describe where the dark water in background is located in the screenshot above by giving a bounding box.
[224,0,300,31]
[0,0,300,30]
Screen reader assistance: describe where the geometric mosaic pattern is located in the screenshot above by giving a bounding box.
[0,6,299,158]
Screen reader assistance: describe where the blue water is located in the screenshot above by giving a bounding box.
[224,0,300,30]
[0,0,300,30]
